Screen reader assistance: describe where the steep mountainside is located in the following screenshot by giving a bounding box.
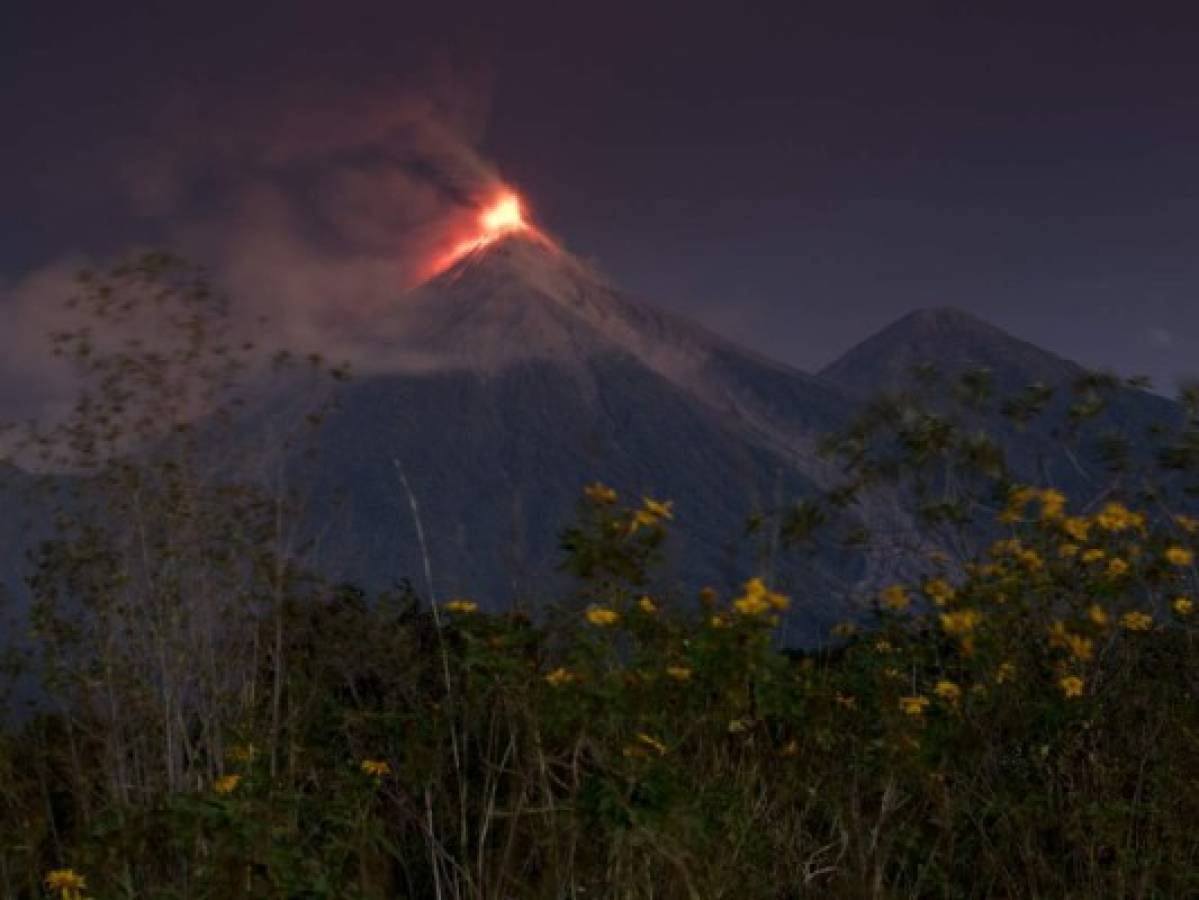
[288,236,866,642]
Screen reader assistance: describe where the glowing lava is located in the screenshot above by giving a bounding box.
[480,194,525,236]
[426,190,549,279]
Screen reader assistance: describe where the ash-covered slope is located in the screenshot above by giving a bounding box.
[354,235,849,455]
[296,235,862,640]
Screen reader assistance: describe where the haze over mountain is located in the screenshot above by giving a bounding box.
[0,234,1186,645]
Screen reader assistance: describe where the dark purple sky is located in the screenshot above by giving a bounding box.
[4,2,1199,390]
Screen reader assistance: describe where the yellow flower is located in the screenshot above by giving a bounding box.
[636,595,658,614]
[665,665,693,681]
[1058,543,1080,558]
[1062,516,1091,541]
[1165,547,1194,567]
[899,695,930,716]
[1105,558,1129,578]
[1096,501,1140,532]
[879,584,911,611]
[734,577,789,615]
[636,732,668,755]
[733,594,771,616]
[582,481,617,505]
[1080,548,1106,564]
[1175,514,1199,534]
[1064,633,1094,662]
[630,497,674,530]
[765,589,791,611]
[44,870,87,899]
[1059,675,1084,699]
[444,599,478,615]
[1001,485,1038,521]
[1039,488,1067,520]
[934,680,962,704]
[1088,604,1110,627]
[1173,596,1194,617]
[1047,620,1069,648]
[939,608,982,636]
[214,774,241,795]
[996,661,1017,684]
[1016,548,1044,571]
[1120,611,1153,632]
[923,578,955,607]
[585,605,619,627]
[545,667,577,687]
[642,497,674,520]
[709,613,731,629]
[360,759,392,778]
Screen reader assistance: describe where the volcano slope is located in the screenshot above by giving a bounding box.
[276,235,864,642]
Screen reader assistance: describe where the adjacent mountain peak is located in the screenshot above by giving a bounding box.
[820,306,1083,395]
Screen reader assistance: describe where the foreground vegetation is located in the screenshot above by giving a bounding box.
[3,256,1199,897]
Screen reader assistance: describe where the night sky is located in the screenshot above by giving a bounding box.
[4,3,1199,393]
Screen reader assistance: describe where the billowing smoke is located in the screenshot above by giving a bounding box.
[0,70,507,423]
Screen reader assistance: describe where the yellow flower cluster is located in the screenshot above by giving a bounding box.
[934,680,962,704]
[1062,516,1091,542]
[923,578,955,607]
[637,595,658,614]
[545,667,578,686]
[1173,596,1195,617]
[1095,501,1144,533]
[444,599,478,615]
[360,759,392,778]
[732,577,790,616]
[899,695,930,717]
[214,774,241,795]
[879,584,910,611]
[1002,485,1067,522]
[1175,514,1199,533]
[629,497,674,531]
[586,605,620,627]
[939,608,982,637]
[665,665,693,681]
[1059,675,1084,698]
[44,870,87,900]
[1120,611,1154,632]
[1165,546,1194,567]
[583,481,618,505]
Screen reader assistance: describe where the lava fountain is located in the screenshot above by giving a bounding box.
[425,189,552,279]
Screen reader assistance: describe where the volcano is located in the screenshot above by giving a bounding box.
[3,229,1184,646]
[293,232,863,641]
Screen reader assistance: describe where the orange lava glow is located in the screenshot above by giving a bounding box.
[480,194,526,235]
[425,190,547,280]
